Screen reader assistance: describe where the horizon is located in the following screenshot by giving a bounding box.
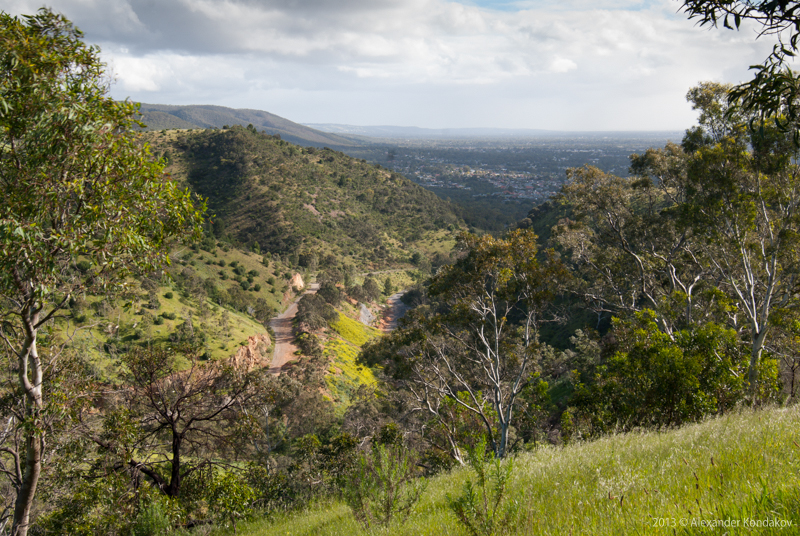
[13,0,790,131]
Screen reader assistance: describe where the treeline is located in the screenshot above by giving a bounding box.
[358,82,800,472]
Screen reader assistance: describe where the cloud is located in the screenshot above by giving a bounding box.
[3,0,793,129]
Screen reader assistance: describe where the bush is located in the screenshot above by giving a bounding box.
[76,259,92,273]
[447,438,517,536]
[209,470,255,535]
[571,311,750,432]
[342,443,426,530]
[130,499,174,536]
[161,312,176,320]
[164,291,173,299]
[363,277,381,301]
[317,281,341,306]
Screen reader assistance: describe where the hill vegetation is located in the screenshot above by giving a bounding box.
[5,6,800,536]
[227,406,800,535]
[144,125,463,269]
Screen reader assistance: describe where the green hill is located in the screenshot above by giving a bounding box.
[145,126,463,270]
[222,406,800,535]
[136,103,359,148]
[66,126,462,382]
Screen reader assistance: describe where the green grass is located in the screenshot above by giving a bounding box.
[221,406,800,535]
[58,244,284,379]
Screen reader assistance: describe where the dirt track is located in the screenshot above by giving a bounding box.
[382,292,408,331]
[268,283,319,374]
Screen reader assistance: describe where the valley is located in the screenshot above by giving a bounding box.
[6,5,800,536]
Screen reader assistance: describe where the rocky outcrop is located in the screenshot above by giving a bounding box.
[229,333,272,371]
[359,303,376,325]
[290,273,305,291]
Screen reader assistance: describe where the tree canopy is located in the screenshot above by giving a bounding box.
[0,9,203,535]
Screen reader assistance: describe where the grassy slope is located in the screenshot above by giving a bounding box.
[324,313,382,408]
[223,406,800,535]
[62,244,294,378]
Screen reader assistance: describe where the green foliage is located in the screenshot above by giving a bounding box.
[679,0,800,141]
[209,470,256,535]
[341,443,427,530]
[362,277,381,301]
[383,276,395,296]
[317,281,342,306]
[571,312,751,433]
[0,9,204,534]
[146,125,462,266]
[447,438,518,536]
[296,293,338,330]
[130,495,179,536]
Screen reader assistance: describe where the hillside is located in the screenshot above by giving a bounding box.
[222,406,800,535]
[144,126,464,270]
[136,103,359,148]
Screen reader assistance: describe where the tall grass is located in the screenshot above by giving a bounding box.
[224,406,800,535]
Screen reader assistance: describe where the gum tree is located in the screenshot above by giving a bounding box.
[0,9,203,535]
[407,230,565,459]
[557,82,800,398]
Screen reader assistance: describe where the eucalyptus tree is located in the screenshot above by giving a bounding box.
[556,82,800,397]
[404,230,565,459]
[0,10,203,535]
[679,0,800,140]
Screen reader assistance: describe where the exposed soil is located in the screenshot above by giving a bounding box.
[268,282,319,374]
[380,291,408,332]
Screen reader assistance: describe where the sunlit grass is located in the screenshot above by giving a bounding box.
[225,406,800,535]
[330,313,381,346]
[324,315,381,407]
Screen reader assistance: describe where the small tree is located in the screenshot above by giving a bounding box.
[383,276,395,296]
[0,10,203,535]
[94,346,261,500]
[342,442,427,530]
[447,438,517,536]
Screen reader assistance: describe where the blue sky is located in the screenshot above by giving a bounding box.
[1,0,788,130]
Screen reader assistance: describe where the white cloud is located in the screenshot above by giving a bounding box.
[2,0,793,129]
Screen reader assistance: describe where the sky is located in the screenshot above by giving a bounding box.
[1,0,791,130]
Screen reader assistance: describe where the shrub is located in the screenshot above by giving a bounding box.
[317,281,341,306]
[76,259,92,273]
[342,443,426,530]
[447,438,517,536]
[164,291,173,299]
[209,470,255,535]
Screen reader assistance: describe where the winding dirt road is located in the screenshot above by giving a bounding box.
[268,283,319,374]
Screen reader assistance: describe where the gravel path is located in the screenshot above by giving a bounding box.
[268,283,319,374]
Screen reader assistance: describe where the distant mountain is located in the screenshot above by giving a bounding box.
[304,124,558,139]
[306,124,686,141]
[136,103,359,148]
